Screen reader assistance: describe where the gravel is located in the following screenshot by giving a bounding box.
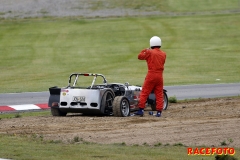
[0,0,162,19]
[2,0,239,19]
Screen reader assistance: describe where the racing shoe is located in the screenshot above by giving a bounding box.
[132,108,144,117]
[156,111,162,117]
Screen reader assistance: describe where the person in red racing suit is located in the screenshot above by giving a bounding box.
[134,36,166,117]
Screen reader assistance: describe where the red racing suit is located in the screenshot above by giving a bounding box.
[138,48,166,111]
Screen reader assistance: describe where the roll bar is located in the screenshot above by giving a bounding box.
[68,73,108,89]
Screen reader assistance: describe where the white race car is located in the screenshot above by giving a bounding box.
[48,73,168,117]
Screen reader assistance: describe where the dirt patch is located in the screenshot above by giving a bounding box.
[0,97,240,147]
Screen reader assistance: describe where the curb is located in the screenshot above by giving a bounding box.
[0,104,49,112]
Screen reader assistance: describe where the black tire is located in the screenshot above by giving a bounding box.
[113,96,130,117]
[101,89,115,115]
[151,92,169,111]
[51,107,67,116]
[163,91,168,110]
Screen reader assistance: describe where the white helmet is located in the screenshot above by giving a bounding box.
[150,36,161,47]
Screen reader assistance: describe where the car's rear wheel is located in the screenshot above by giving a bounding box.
[101,89,115,115]
[51,107,67,116]
[151,91,168,111]
[113,96,130,117]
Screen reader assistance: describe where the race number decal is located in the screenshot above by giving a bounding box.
[73,96,85,102]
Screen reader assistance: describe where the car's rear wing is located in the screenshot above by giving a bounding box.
[68,73,108,89]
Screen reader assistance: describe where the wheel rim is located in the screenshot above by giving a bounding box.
[121,99,129,116]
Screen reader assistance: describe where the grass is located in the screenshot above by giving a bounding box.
[0,13,240,93]
[0,134,239,160]
[0,1,239,93]
[169,96,177,103]
[73,0,240,13]
[0,110,50,119]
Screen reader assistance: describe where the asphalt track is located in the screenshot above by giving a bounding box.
[0,83,239,107]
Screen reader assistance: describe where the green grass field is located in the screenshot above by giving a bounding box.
[0,133,239,160]
[0,1,240,93]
